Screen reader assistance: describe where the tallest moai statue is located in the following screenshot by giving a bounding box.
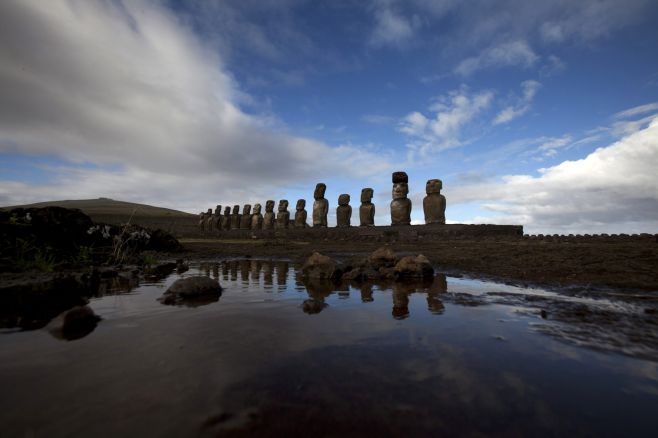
[312,183,329,227]
[390,171,411,226]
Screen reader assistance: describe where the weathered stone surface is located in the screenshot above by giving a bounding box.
[423,179,446,224]
[276,200,290,229]
[392,171,408,184]
[359,188,375,226]
[391,172,411,225]
[198,212,207,231]
[47,305,101,341]
[230,205,241,230]
[251,203,264,230]
[312,183,329,227]
[301,252,337,279]
[368,246,398,268]
[294,199,307,228]
[263,200,275,230]
[240,204,252,229]
[394,255,434,279]
[222,206,231,230]
[159,276,222,307]
[336,194,352,227]
[212,205,222,230]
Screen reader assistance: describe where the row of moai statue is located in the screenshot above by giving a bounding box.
[199,171,446,231]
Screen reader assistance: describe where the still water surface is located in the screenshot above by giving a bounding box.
[1,259,657,437]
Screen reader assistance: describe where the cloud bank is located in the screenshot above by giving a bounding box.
[0,0,391,211]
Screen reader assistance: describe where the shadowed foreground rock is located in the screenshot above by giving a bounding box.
[394,255,434,279]
[47,305,101,341]
[159,276,222,307]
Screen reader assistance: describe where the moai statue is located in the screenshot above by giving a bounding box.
[198,212,207,231]
[312,183,329,227]
[251,203,264,230]
[263,200,275,230]
[390,171,411,225]
[205,208,214,231]
[423,179,446,224]
[230,205,241,230]
[222,206,231,230]
[276,200,290,229]
[359,188,375,226]
[294,199,307,228]
[212,205,222,230]
[336,194,352,227]
[240,204,252,229]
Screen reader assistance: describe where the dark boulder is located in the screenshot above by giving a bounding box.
[159,276,222,307]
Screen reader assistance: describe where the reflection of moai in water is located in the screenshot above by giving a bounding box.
[263,200,275,230]
[294,199,307,228]
[251,203,264,230]
[390,171,411,226]
[276,200,290,229]
[423,179,446,224]
[312,183,329,227]
[240,204,252,229]
[230,205,241,230]
[222,206,231,230]
[336,194,352,227]
[427,274,447,314]
[359,188,375,226]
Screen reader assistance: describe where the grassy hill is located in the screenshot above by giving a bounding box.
[3,198,198,236]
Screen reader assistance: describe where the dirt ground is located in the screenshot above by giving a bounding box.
[179,237,658,291]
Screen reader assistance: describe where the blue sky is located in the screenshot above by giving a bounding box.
[1,0,657,233]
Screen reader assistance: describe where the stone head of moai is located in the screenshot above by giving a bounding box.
[265,200,275,212]
[232,205,240,214]
[296,199,306,210]
[278,200,289,212]
[223,206,231,215]
[215,205,222,215]
[207,208,213,215]
[253,203,262,214]
[392,182,409,199]
[361,188,373,203]
[243,204,251,215]
[338,194,350,206]
[426,179,442,194]
[314,183,326,199]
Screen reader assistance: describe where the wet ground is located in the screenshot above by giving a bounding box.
[1,259,657,437]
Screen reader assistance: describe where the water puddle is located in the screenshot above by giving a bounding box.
[1,259,657,436]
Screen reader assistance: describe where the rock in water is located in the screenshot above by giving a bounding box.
[160,276,222,306]
[368,246,398,269]
[394,255,434,279]
[47,305,101,341]
[301,252,337,279]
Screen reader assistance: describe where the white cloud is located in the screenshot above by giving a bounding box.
[399,87,494,157]
[493,80,541,125]
[0,1,392,211]
[369,1,419,47]
[448,116,658,233]
[455,41,538,76]
[613,102,658,120]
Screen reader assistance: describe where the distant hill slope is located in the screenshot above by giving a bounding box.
[2,198,198,235]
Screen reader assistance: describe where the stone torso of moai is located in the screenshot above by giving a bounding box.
[294,199,307,228]
[198,212,207,231]
[359,188,375,226]
[222,206,231,230]
[276,200,290,229]
[204,208,214,231]
[230,205,241,230]
[336,194,352,227]
[390,171,411,225]
[263,200,275,230]
[312,183,329,227]
[251,203,264,230]
[212,205,222,230]
[240,204,252,229]
[423,179,446,224]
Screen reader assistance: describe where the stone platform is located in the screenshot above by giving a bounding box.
[200,223,523,242]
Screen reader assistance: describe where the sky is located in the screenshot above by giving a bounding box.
[1,0,657,234]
